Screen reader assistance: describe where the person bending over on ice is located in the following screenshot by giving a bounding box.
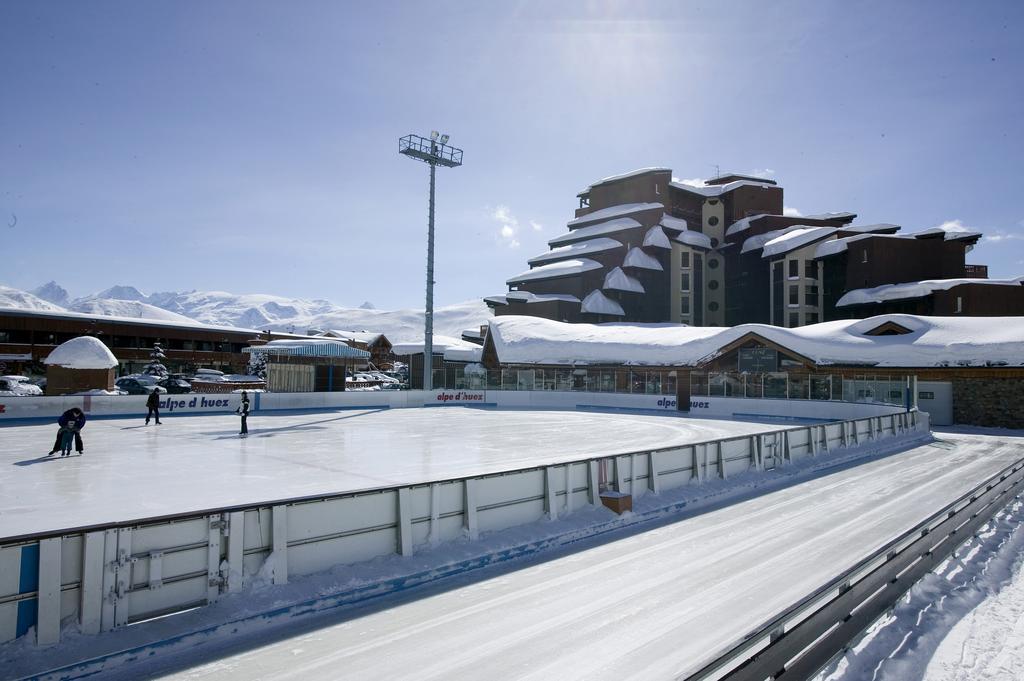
[145,390,162,425]
[59,419,77,457]
[237,391,250,436]
[48,407,86,455]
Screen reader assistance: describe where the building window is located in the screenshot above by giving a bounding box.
[681,272,690,291]
[708,258,719,270]
[680,296,690,315]
[919,391,935,400]
[789,285,799,305]
[772,261,783,325]
[789,312,799,327]
[708,280,719,290]
[707,216,719,226]
[789,260,799,278]
[805,260,818,279]
[806,284,819,307]
[955,296,963,313]
[806,312,819,324]
[680,251,690,268]
[862,250,868,263]
[710,237,719,248]
[709,301,719,312]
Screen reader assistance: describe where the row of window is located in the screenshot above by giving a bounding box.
[788,284,820,306]
[788,259,819,279]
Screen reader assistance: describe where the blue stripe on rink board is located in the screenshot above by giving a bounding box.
[17,544,39,638]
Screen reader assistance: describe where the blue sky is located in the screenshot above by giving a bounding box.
[2,1,1022,309]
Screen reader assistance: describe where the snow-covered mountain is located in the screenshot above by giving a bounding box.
[30,281,70,307]
[1,282,492,343]
[0,285,67,312]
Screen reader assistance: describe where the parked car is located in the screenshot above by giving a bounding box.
[157,377,193,394]
[0,375,43,396]
[114,378,168,395]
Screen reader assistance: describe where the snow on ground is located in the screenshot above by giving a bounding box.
[0,408,783,539]
[14,429,1017,681]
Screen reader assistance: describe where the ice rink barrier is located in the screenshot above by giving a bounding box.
[0,404,927,649]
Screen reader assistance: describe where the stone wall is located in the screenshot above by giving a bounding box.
[953,377,1024,429]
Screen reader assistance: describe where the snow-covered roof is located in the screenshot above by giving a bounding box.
[642,226,672,249]
[669,178,778,198]
[725,214,771,237]
[528,237,623,266]
[658,215,688,232]
[804,212,857,221]
[741,226,805,254]
[912,226,983,242]
[760,227,837,259]
[566,203,663,228]
[675,230,714,249]
[505,291,581,304]
[814,226,982,260]
[320,330,388,345]
[391,335,482,362]
[836,278,1024,308]
[603,267,645,293]
[243,338,371,359]
[0,306,259,335]
[548,217,643,247]
[839,223,901,234]
[581,290,625,316]
[44,336,119,369]
[486,314,1024,369]
[506,258,604,285]
[580,168,671,193]
[623,247,664,271]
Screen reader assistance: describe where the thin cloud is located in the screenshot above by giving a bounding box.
[529,220,543,232]
[783,206,802,217]
[934,219,974,233]
[492,205,522,249]
[672,177,707,188]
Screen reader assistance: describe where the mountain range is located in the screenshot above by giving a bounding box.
[1,282,491,343]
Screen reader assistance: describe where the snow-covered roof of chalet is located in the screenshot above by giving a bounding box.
[623,247,664,271]
[658,215,688,232]
[581,290,626,316]
[578,168,671,194]
[486,314,1024,368]
[506,258,603,285]
[836,277,1024,308]
[839,223,901,234]
[528,237,622,266]
[804,211,857,221]
[675,230,714,249]
[320,329,388,345]
[243,338,371,359]
[0,306,259,336]
[548,217,642,247]
[760,227,837,259]
[566,203,663,228]
[669,178,777,197]
[725,214,771,237]
[44,336,118,369]
[506,291,581,304]
[603,267,645,293]
[392,335,482,362]
[642,226,672,249]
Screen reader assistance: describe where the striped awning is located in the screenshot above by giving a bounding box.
[243,340,370,359]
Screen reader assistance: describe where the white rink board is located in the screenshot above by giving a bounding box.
[0,407,784,539]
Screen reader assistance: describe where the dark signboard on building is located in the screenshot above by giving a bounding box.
[738,347,778,373]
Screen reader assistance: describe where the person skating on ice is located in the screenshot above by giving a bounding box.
[237,391,250,436]
[145,390,162,425]
[59,419,77,457]
[48,407,86,455]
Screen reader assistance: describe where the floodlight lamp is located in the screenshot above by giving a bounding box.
[430,130,439,141]
[439,134,449,145]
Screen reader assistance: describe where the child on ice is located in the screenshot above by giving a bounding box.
[60,420,77,457]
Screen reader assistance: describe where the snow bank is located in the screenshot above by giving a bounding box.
[43,336,118,369]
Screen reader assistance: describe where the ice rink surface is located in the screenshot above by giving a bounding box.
[0,407,784,539]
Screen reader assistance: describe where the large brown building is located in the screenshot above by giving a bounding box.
[485,168,1024,326]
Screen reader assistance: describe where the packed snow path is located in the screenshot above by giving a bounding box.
[0,408,782,539]
[112,431,1022,681]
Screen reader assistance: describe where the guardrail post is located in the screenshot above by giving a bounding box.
[396,488,414,556]
[271,505,288,584]
[564,465,574,514]
[227,511,245,593]
[616,456,627,492]
[691,446,702,482]
[36,538,61,646]
[588,461,600,506]
[207,515,224,602]
[717,441,727,479]
[630,453,640,498]
[463,478,479,540]
[750,436,760,470]
[429,483,442,543]
[648,451,660,494]
[545,467,558,520]
[808,426,816,457]
[80,531,105,635]
[783,431,791,463]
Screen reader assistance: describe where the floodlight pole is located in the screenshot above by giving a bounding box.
[398,132,464,393]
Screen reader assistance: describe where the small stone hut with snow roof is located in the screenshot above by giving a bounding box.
[44,336,119,395]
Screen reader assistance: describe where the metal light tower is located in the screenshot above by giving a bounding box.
[399,131,464,392]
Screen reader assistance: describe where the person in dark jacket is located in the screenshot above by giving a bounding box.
[237,391,250,436]
[145,390,162,425]
[48,407,86,455]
